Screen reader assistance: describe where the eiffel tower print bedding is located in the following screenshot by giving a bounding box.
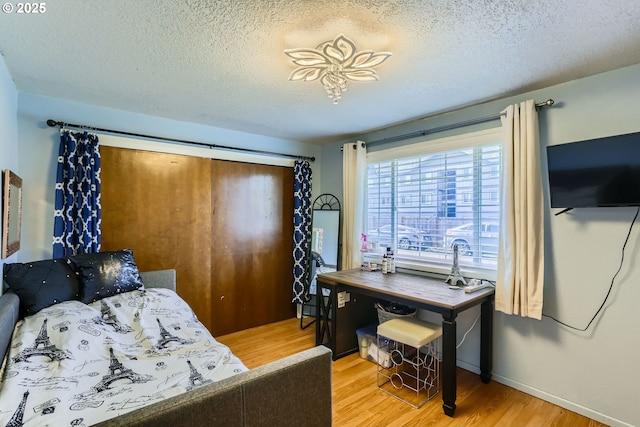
[0,288,248,426]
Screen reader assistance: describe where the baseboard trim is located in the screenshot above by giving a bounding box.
[456,360,630,427]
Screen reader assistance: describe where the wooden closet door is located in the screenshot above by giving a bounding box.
[100,147,214,330]
[210,159,295,336]
[101,147,296,336]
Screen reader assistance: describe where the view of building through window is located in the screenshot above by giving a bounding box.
[366,143,501,272]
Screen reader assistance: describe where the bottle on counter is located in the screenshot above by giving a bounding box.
[385,247,395,273]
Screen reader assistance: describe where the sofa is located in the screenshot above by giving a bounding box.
[0,268,333,427]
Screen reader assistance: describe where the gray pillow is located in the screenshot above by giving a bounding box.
[3,258,80,317]
[68,249,144,304]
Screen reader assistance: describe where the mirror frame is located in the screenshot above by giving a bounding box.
[300,193,341,329]
[2,169,23,258]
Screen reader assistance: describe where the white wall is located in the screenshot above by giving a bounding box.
[321,63,640,426]
[15,93,322,262]
[0,55,19,278]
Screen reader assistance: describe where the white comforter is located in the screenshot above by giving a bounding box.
[0,288,247,426]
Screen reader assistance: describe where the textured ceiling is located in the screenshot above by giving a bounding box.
[1,0,640,144]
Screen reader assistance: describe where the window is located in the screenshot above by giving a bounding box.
[365,128,502,277]
[421,193,434,205]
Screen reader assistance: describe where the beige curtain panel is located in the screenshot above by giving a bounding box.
[341,141,367,270]
[496,100,545,319]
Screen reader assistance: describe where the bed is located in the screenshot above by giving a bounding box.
[0,250,332,427]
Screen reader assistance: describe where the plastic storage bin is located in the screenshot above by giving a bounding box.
[357,324,392,366]
[356,324,377,361]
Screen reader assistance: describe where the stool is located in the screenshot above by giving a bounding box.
[376,318,442,408]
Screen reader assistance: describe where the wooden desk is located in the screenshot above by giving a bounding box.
[315,269,494,417]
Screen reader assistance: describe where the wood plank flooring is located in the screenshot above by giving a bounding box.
[217,317,607,427]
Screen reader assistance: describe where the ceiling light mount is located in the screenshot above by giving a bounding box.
[285,34,392,105]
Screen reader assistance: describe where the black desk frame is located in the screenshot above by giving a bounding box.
[316,273,494,417]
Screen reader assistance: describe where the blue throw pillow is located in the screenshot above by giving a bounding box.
[68,249,144,304]
[3,258,80,317]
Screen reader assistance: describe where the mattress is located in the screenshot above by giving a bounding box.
[0,288,247,426]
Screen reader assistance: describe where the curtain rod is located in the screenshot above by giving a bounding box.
[45,119,315,162]
[365,99,555,147]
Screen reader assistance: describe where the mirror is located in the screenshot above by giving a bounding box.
[301,194,341,329]
[2,170,22,258]
[311,210,340,269]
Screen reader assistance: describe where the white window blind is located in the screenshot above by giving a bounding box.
[366,128,502,277]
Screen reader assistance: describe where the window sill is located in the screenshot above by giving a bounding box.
[395,259,497,282]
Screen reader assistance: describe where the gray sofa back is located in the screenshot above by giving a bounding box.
[140,269,176,291]
[94,345,333,427]
[0,292,19,365]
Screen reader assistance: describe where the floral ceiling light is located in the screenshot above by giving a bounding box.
[285,34,392,105]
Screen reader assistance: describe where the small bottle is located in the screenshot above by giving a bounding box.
[360,336,369,358]
[382,255,388,274]
[389,251,395,273]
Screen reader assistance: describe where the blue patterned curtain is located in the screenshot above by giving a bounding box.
[292,160,312,304]
[52,130,102,257]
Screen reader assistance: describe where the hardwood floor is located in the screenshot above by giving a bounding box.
[217,318,606,427]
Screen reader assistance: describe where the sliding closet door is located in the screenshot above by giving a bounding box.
[100,147,214,330]
[210,159,295,336]
[101,147,296,336]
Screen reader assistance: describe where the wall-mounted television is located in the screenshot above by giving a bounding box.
[546,131,640,209]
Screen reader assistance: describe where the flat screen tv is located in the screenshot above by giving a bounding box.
[547,131,640,209]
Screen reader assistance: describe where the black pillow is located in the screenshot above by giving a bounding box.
[68,249,144,304]
[3,258,80,316]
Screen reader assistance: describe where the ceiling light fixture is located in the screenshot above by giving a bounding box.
[285,34,392,105]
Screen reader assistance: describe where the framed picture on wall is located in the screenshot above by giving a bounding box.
[2,169,22,258]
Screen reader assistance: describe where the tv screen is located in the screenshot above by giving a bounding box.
[547,131,640,208]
